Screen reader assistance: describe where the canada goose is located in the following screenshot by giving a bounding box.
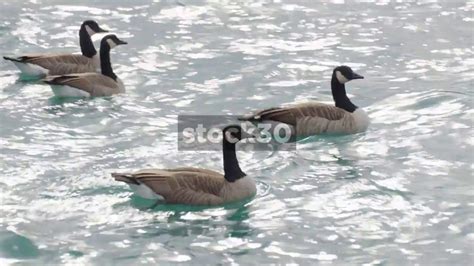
[239,66,369,136]
[3,20,107,78]
[112,125,257,206]
[43,34,127,98]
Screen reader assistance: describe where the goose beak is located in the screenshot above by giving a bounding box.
[352,72,364,80]
[96,26,109,33]
[116,39,128,45]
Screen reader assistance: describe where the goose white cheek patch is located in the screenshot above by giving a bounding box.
[85,25,95,36]
[106,39,117,48]
[336,71,349,84]
[225,131,238,144]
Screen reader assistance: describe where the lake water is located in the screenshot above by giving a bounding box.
[0,0,473,264]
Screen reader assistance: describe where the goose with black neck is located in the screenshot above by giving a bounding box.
[43,34,127,98]
[239,65,370,136]
[112,125,257,206]
[3,20,107,78]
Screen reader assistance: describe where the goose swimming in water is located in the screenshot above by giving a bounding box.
[3,20,107,78]
[112,125,257,206]
[43,34,127,98]
[239,65,369,136]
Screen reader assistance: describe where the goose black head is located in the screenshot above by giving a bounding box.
[223,125,255,144]
[333,65,364,84]
[82,20,108,36]
[101,34,128,49]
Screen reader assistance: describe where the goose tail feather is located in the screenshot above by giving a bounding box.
[112,173,140,185]
[3,56,22,63]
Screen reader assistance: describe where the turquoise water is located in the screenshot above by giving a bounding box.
[1,0,473,264]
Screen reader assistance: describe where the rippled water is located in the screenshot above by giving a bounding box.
[1,0,473,264]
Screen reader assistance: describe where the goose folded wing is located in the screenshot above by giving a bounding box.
[46,62,96,76]
[243,102,347,125]
[163,167,223,177]
[45,73,118,96]
[19,54,91,65]
[132,169,226,205]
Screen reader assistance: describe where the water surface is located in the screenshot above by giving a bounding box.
[0,0,473,264]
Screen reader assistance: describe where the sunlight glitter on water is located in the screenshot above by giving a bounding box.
[0,0,473,265]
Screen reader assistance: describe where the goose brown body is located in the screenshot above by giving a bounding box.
[113,167,256,205]
[241,102,366,136]
[8,53,98,76]
[43,73,124,97]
